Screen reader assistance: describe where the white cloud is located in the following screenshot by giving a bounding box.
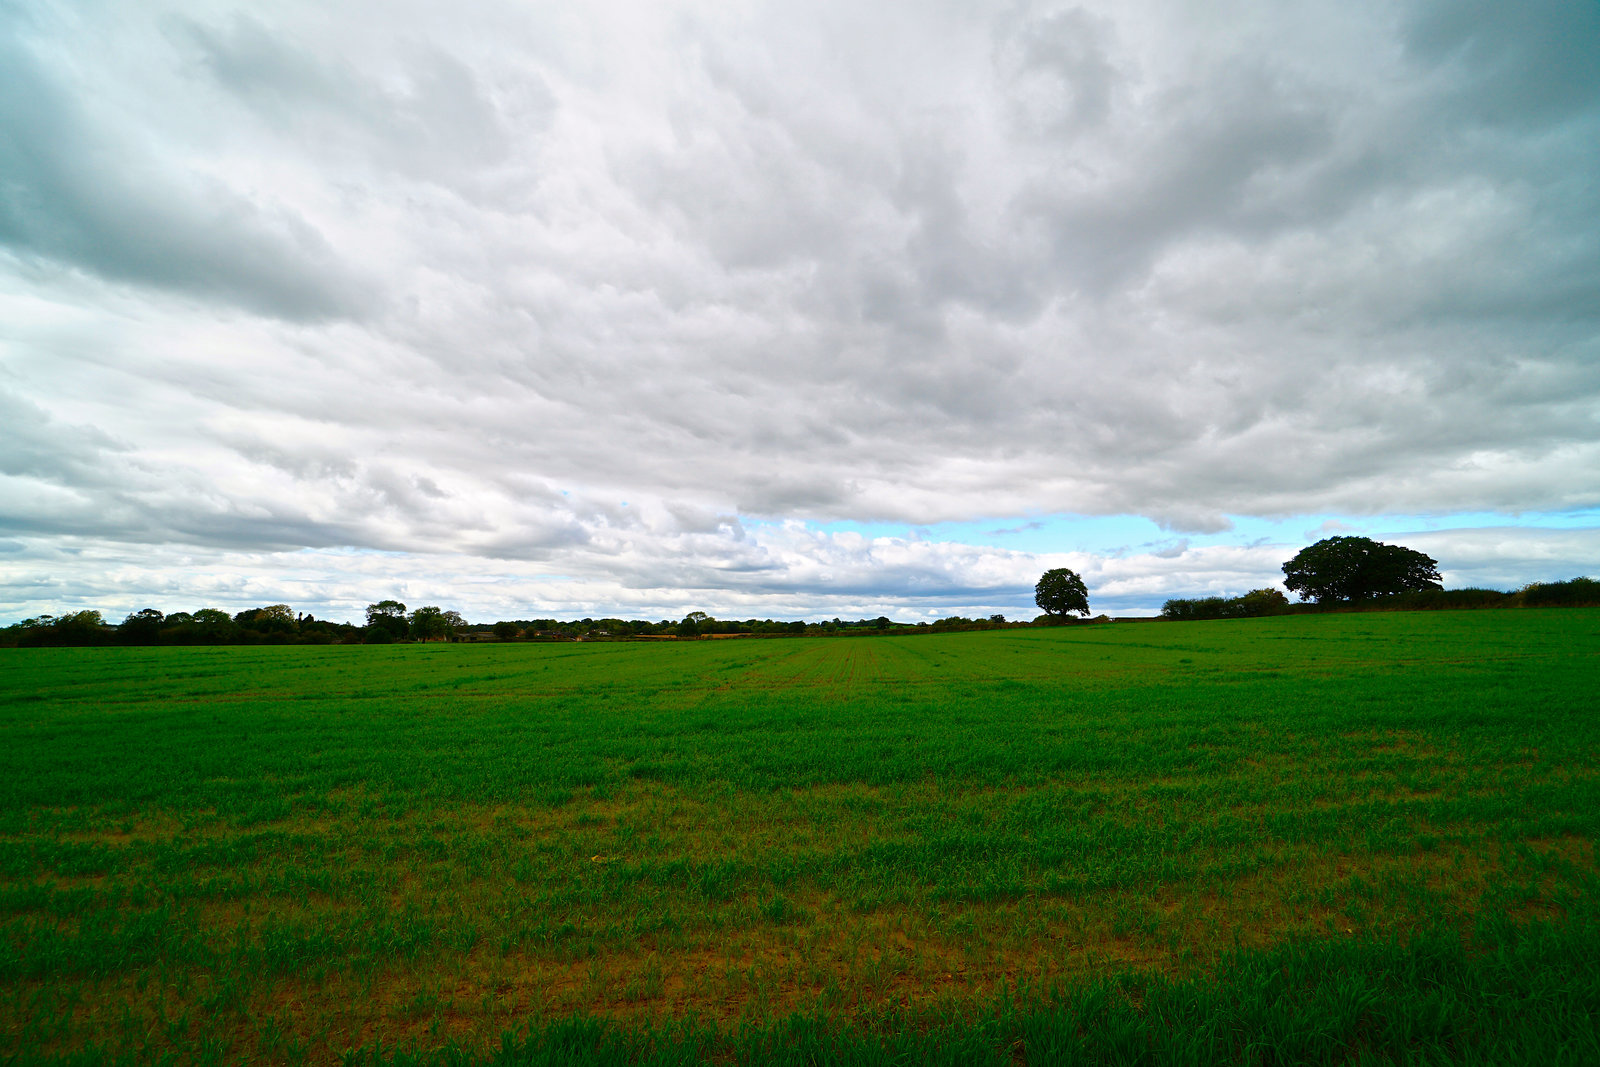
[1,0,1597,619]
[4,522,1594,625]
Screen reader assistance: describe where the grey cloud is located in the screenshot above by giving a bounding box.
[1395,526,1600,590]
[3,522,1595,624]
[158,510,370,554]
[1019,65,1336,293]
[0,390,127,487]
[466,524,594,561]
[1404,0,1600,129]
[222,438,359,483]
[2,0,1598,620]
[0,29,371,320]
[1149,508,1234,536]
[175,14,532,189]
[996,7,1118,136]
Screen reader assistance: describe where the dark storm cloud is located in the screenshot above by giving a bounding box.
[1403,0,1600,129]
[2,0,1597,620]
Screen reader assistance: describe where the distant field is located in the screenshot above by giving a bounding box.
[2,611,1597,1064]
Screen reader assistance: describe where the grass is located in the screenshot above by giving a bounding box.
[0,610,1597,1063]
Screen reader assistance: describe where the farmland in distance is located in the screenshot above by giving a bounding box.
[2,610,1597,1064]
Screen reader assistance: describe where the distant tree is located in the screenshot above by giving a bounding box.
[678,611,710,638]
[234,604,296,634]
[1237,588,1290,616]
[1035,568,1090,618]
[367,600,406,623]
[492,621,520,641]
[119,608,165,644]
[190,608,238,641]
[366,600,410,640]
[1282,537,1441,604]
[1161,588,1291,621]
[1518,577,1600,607]
[56,610,108,645]
[409,606,448,641]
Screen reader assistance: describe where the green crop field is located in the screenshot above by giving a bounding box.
[2,610,1598,1064]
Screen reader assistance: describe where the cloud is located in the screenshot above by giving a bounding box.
[1394,526,1600,590]
[173,14,533,191]
[0,15,372,319]
[0,389,127,487]
[2,0,1597,618]
[1403,0,1600,129]
[6,519,1594,626]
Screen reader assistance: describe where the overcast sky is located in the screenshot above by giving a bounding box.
[2,0,1597,624]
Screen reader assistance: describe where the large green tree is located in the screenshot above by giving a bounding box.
[1281,536,1441,604]
[1035,568,1090,617]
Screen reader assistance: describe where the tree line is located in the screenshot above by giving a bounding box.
[0,601,1076,648]
[4,536,1593,647]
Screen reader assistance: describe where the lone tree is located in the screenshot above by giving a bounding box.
[1282,536,1441,604]
[1035,567,1090,618]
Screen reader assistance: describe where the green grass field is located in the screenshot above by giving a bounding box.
[2,610,1597,1064]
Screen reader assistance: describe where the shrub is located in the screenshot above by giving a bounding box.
[1161,589,1289,621]
[1518,577,1600,607]
[1384,588,1511,611]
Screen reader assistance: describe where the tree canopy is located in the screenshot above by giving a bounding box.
[365,600,410,640]
[1281,536,1441,604]
[1035,568,1090,617]
[408,606,464,641]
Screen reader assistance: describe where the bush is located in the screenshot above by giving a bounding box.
[1161,589,1289,621]
[364,624,397,644]
[1383,588,1511,611]
[1518,577,1600,607]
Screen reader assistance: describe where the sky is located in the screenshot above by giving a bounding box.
[2,0,1597,625]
